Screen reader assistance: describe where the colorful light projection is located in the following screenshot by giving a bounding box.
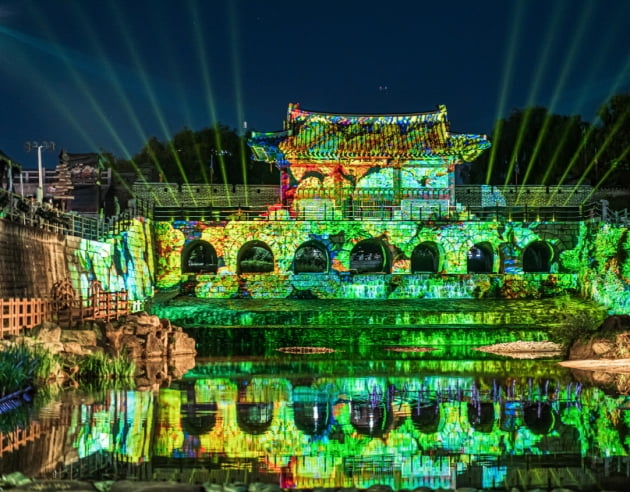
[250,104,490,214]
[154,216,579,300]
[68,218,155,301]
[63,372,630,490]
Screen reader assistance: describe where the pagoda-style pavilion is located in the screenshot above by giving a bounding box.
[249,103,490,219]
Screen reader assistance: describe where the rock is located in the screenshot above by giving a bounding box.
[12,480,97,490]
[169,356,196,379]
[223,483,248,492]
[29,321,61,344]
[169,331,197,357]
[61,341,85,356]
[592,340,615,355]
[120,334,143,358]
[248,483,282,492]
[61,329,97,347]
[146,332,166,357]
[109,481,204,492]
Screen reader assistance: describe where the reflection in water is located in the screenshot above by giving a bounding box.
[2,360,630,490]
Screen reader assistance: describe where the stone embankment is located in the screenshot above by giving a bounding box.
[3,312,197,389]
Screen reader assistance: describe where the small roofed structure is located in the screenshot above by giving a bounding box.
[249,103,490,219]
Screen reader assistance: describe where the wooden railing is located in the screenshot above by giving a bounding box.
[0,298,52,337]
[0,281,130,338]
[0,421,42,458]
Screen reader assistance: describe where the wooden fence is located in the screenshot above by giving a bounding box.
[0,421,42,458]
[0,298,52,338]
[0,280,130,338]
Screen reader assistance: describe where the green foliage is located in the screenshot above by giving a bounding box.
[77,351,136,383]
[467,91,630,187]
[546,297,604,347]
[0,342,59,397]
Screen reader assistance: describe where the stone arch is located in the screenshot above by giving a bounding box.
[237,240,274,274]
[411,241,440,273]
[182,239,218,274]
[522,240,553,273]
[349,238,392,273]
[467,241,494,273]
[293,240,329,273]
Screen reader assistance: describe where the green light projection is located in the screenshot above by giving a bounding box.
[154,217,577,300]
[66,370,630,491]
[67,218,155,302]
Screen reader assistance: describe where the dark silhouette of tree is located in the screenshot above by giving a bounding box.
[469,107,590,186]
[595,92,630,187]
[122,125,278,186]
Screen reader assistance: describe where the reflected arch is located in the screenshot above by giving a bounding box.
[237,240,274,274]
[409,399,441,434]
[182,240,218,274]
[236,402,275,435]
[293,240,329,273]
[411,241,440,273]
[467,241,494,273]
[349,400,394,437]
[467,402,496,433]
[522,241,553,273]
[292,387,332,437]
[523,402,556,435]
[349,238,392,273]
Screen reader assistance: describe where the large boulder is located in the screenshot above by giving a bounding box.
[569,314,630,360]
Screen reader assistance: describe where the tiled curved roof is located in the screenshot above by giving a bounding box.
[249,104,490,164]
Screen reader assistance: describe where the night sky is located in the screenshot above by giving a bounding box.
[1,0,629,168]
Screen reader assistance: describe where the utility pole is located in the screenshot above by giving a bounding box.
[24,140,55,203]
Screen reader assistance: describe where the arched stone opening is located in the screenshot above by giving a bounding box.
[467,241,494,273]
[522,240,553,273]
[181,403,218,435]
[411,242,440,273]
[237,240,274,274]
[293,240,329,273]
[182,240,218,274]
[349,238,391,273]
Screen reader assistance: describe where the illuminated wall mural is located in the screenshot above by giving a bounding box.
[153,218,579,300]
[68,218,155,302]
[147,103,630,310]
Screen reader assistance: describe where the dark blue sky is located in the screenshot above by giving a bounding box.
[1,0,629,168]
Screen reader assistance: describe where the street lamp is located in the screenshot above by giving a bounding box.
[24,140,55,203]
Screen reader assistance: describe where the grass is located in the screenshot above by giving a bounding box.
[0,342,59,398]
[76,351,136,383]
